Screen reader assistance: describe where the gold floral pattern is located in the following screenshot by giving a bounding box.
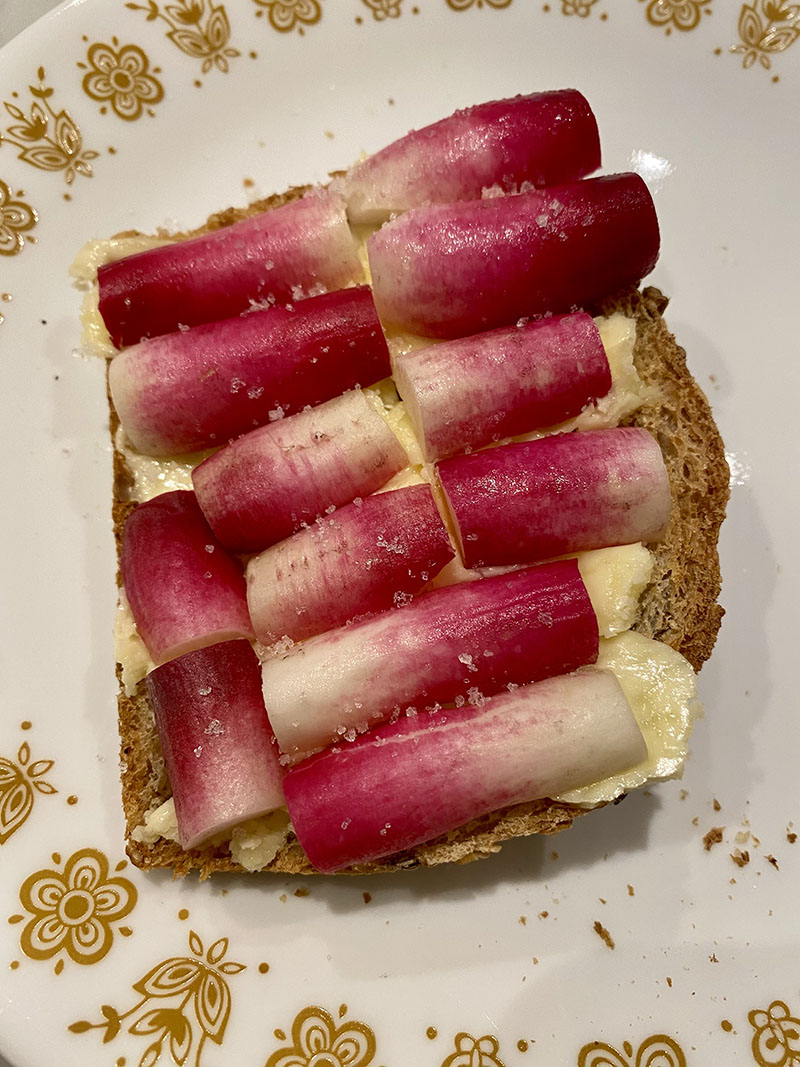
[79,39,164,120]
[562,0,600,14]
[0,737,54,835]
[253,0,323,32]
[442,1032,505,1067]
[362,0,404,17]
[748,1001,800,1065]
[642,0,712,31]
[69,930,244,1066]
[446,0,513,9]
[10,849,136,972]
[730,0,800,67]
[265,1005,377,1067]
[126,0,241,73]
[0,68,99,184]
[578,1036,687,1066]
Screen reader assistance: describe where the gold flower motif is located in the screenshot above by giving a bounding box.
[446,0,513,9]
[362,0,403,17]
[0,738,54,830]
[266,1005,377,1067]
[748,1001,800,1066]
[561,0,599,14]
[81,40,164,121]
[253,0,323,32]
[442,1032,505,1067]
[127,0,240,74]
[70,931,245,1067]
[578,1035,687,1067]
[730,0,800,67]
[643,0,711,31]
[13,848,136,968]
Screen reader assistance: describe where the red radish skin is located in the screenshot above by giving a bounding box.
[246,483,455,644]
[367,173,660,339]
[109,287,391,456]
[121,490,253,664]
[345,89,601,224]
[98,190,362,348]
[283,667,647,872]
[146,640,285,850]
[393,312,611,462]
[261,558,598,758]
[438,426,671,569]
[192,390,408,553]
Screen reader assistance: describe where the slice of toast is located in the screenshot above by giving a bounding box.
[106,186,729,877]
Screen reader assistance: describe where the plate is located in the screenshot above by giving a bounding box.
[1,1,798,1065]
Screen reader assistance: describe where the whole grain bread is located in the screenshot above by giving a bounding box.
[108,186,729,877]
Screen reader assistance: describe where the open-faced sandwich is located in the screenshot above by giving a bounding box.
[72,90,729,876]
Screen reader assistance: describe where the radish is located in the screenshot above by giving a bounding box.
[261,558,598,758]
[192,389,408,553]
[121,490,253,664]
[283,667,646,872]
[246,483,454,644]
[437,426,671,568]
[108,286,390,456]
[367,173,659,338]
[98,190,362,348]
[392,312,611,462]
[146,640,285,850]
[345,89,600,224]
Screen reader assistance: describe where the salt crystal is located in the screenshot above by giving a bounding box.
[205,719,225,736]
[204,571,212,579]
[458,653,477,672]
[178,323,190,333]
[341,818,351,830]
[247,385,264,399]
[344,728,357,742]
[268,405,285,422]
[193,745,203,758]
[204,544,215,553]
[467,687,485,707]
[198,685,212,696]
[454,694,465,707]
[507,682,519,692]
[393,590,412,607]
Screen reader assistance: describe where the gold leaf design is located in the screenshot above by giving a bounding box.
[0,736,54,834]
[561,0,600,14]
[127,0,240,73]
[577,1035,687,1067]
[441,1031,505,1067]
[730,0,800,66]
[79,39,164,121]
[445,0,513,9]
[69,929,245,1066]
[252,0,323,33]
[16,847,136,969]
[748,1001,800,1066]
[361,0,403,17]
[0,69,97,183]
[642,0,711,31]
[265,1005,377,1067]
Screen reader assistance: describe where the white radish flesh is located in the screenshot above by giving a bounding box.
[246,483,454,644]
[283,667,647,872]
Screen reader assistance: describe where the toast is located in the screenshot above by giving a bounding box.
[97,182,729,877]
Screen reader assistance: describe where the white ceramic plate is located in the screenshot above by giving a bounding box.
[1,1,799,1065]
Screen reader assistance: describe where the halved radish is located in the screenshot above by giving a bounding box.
[121,490,253,664]
[109,286,390,456]
[283,667,646,872]
[345,89,600,224]
[261,558,598,758]
[368,173,659,338]
[392,312,610,461]
[437,426,671,568]
[98,190,362,348]
[246,483,454,644]
[192,390,408,553]
[147,640,285,850]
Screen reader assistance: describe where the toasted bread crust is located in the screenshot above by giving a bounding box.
[109,189,729,877]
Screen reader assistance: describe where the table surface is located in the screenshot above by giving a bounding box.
[0,0,63,48]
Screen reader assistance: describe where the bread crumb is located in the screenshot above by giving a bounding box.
[279,893,287,902]
[294,886,310,897]
[666,976,673,987]
[765,854,779,870]
[539,910,549,919]
[703,826,724,851]
[713,798,722,811]
[787,827,797,844]
[519,916,527,925]
[627,884,635,896]
[532,957,539,965]
[593,921,615,950]
[731,849,750,868]
[680,789,689,800]
[550,851,559,860]
[362,891,372,904]
[709,953,719,963]
[692,816,699,826]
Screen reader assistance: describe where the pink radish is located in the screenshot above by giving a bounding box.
[261,558,598,758]
[437,426,671,568]
[368,173,659,339]
[121,490,253,664]
[109,286,390,456]
[392,312,611,461]
[283,667,646,872]
[98,190,362,348]
[246,483,454,644]
[192,390,408,553]
[345,89,600,224]
[146,640,285,850]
